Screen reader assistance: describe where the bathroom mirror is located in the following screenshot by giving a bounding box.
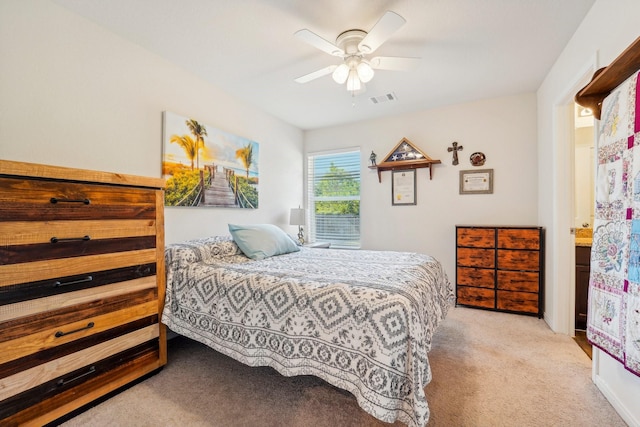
[574,104,595,229]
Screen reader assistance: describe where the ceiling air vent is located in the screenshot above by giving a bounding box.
[369,92,397,104]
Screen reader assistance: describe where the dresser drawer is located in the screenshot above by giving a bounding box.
[0,219,157,247]
[0,325,160,421]
[497,290,538,314]
[497,270,539,292]
[457,286,495,308]
[457,267,495,288]
[457,247,495,268]
[0,338,160,423]
[1,236,155,266]
[0,177,156,221]
[0,264,155,306]
[0,285,158,368]
[0,249,157,287]
[457,227,495,248]
[497,249,539,271]
[497,228,540,250]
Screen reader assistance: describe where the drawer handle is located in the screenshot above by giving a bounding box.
[57,365,96,387]
[54,275,93,287]
[50,197,91,205]
[50,235,91,243]
[55,322,95,338]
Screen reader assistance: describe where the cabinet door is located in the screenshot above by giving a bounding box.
[575,264,590,330]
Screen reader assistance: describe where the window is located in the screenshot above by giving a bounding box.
[307,148,360,248]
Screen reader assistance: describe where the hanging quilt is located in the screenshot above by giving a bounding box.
[588,69,640,377]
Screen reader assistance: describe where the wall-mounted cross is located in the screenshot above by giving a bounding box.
[447,141,463,165]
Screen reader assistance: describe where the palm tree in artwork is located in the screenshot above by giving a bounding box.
[235,143,254,178]
[170,134,198,170]
[185,119,208,170]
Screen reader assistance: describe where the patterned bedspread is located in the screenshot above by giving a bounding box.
[162,236,454,426]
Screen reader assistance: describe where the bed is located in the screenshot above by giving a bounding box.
[162,229,453,427]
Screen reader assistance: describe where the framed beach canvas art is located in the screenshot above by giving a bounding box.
[162,111,259,208]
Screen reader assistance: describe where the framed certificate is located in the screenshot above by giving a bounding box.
[460,169,493,194]
[392,169,416,205]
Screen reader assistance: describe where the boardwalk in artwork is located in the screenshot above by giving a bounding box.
[200,171,237,207]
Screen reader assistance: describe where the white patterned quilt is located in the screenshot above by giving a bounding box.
[162,236,454,426]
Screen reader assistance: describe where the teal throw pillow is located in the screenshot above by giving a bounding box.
[228,223,300,260]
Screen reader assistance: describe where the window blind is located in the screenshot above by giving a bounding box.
[307,149,361,248]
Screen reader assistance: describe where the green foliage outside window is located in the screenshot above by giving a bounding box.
[314,163,360,215]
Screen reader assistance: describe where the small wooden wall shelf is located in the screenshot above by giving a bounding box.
[575,36,640,120]
[371,137,441,182]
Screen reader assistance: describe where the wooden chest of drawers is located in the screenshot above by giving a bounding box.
[0,160,166,426]
[456,226,544,317]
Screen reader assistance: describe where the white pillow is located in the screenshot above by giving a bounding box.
[228,223,300,260]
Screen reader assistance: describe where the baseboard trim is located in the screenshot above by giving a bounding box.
[592,350,640,427]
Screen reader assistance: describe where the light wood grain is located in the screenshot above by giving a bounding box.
[0,249,156,287]
[0,300,158,365]
[0,219,156,245]
[0,277,156,322]
[154,189,168,365]
[0,325,158,401]
[0,159,164,189]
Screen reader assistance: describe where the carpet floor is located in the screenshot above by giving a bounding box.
[59,307,626,426]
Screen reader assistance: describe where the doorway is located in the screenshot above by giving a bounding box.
[572,102,594,358]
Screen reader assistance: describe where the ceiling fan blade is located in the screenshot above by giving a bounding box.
[358,11,406,54]
[295,29,344,57]
[370,56,420,71]
[294,65,338,83]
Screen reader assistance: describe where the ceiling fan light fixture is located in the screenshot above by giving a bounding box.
[294,11,417,95]
[356,61,374,83]
[332,63,349,84]
[346,68,361,91]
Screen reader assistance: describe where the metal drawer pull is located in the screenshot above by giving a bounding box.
[55,322,95,338]
[57,366,96,387]
[50,197,91,205]
[54,275,93,287]
[50,235,91,243]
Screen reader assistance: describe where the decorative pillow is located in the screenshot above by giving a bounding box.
[228,223,300,260]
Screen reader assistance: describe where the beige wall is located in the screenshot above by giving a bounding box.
[305,92,538,282]
[0,0,304,244]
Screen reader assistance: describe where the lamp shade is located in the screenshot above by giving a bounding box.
[332,64,349,84]
[356,61,374,83]
[346,68,361,91]
[289,208,305,226]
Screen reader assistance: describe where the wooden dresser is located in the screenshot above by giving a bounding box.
[456,225,544,317]
[0,160,166,426]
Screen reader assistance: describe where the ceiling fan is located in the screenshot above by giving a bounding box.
[294,11,420,93]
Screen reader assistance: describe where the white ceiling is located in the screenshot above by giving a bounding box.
[53,0,595,130]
